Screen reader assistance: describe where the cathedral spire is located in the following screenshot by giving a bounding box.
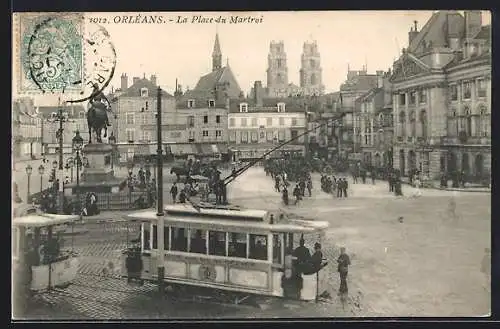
[212,32,222,71]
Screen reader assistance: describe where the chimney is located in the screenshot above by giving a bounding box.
[120,73,128,90]
[132,76,140,85]
[465,11,482,39]
[150,75,157,86]
[408,21,419,45]
[254,81,263,107]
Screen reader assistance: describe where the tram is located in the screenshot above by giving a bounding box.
[121,203,329,301]
[12,203,79,293]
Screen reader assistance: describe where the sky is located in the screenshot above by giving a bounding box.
[13,11,491,106]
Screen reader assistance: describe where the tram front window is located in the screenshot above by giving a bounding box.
[189,229,207,254]
[249,234,268,260]
[151,225,170,250]
[171,227,187,252]
[228,232,247,258]
[208,231,226,256]
[143,226,150,251]
[273,233,283,265]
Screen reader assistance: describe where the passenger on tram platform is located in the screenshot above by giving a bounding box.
[251,240,267,260]
[293,236,312,266]
[178,190,187,203]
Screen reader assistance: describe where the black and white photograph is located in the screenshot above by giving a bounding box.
[11,10,491,319]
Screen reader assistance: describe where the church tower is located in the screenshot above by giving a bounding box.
[300,40,324,96]
[212,33,222,71]
[266,41,288,97]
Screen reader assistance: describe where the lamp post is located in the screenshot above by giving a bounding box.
[25,165,33,202]
[72,131,84,212]
[38,165,45,194]
[156,86,165,294]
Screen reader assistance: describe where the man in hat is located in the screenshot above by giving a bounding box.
[337,247,351,295]
[293,235,312,271]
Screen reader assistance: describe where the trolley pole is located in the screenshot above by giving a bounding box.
[156,86,165,294]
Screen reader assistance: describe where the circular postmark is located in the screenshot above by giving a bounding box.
[199,264,217,282]
[24,14,116,103]
[67,23,117,104]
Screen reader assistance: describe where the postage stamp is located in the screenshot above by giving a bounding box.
[17,13,85,94]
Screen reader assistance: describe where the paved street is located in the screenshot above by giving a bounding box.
[16,166,491,319]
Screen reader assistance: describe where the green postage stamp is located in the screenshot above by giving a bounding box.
[16,13,85,94]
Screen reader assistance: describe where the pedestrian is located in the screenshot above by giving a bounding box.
[170,182,178,203]
[337,247,351,295]
[342,178,348,198]
[306,179,312,197]
[371,170,376,185]
[178,190,186,204]
[282,187,289,206]
[293,184,301,205]
[337,179,342,198]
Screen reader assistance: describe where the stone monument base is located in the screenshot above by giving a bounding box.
[64,143,126,196]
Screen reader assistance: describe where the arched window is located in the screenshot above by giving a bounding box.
[464,107,472,137]
[310,59,316,68]
[409,110,416,137]
[310,73,317,85]
[419,110,427,139]
[276,73,283,84]
[378,113,384,126]
[479,107,489,137]
[399,111,406,137]
[448,109,458,136]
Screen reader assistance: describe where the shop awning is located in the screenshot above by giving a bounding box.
[169,144,197,155]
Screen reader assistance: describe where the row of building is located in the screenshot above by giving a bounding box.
[12,10,491,182]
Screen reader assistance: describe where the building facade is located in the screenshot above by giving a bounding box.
[355,72,394,169]
[110,75,177,161]
[12,98,42,160]
[228,81,307,160]
[390,11,491,182]
[338,67,380,160]
[38,104,88,156]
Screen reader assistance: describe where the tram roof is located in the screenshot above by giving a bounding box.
[125,209,329,234]
[164,204,269,220]
[12,213,80,228]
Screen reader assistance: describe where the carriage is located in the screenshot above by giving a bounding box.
[120,203,329,302]
[12,204,79,293]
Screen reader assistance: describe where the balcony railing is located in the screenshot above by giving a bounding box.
[441,136,490,145]
[396,136,404,142]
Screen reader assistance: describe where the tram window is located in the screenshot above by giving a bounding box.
[151,225,170,250]
[171,227,188,252]
[143,225,151,251]
[189,229,207,254]
[208,231,226,256]
[228,232,247,258]
[272,234,283,264]
[152,225,157,249]
[249,234,268,260]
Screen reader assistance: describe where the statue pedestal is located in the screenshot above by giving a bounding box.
[64,143,125,196]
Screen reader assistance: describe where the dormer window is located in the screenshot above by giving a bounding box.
[208,100,215,108]
[277,102,286,113]
[239,103,248,113]
[188,99,195,108]
[140,88,148,97]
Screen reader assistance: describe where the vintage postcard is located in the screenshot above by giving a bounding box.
[12,11,491,320]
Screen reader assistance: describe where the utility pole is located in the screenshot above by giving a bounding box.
[55,106,65,214]
[156,86,165,294]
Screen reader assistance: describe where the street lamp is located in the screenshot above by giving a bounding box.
[25,165,33,202]
[72,131,84,211]
[38,164,45,194]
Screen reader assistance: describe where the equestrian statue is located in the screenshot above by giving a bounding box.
[86,90,114,144]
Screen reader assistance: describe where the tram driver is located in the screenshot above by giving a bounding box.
[293,235,312,271]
